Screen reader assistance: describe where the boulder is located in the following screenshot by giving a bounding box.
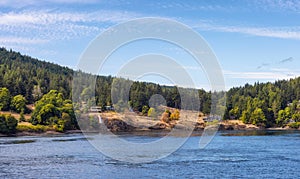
[104,118,135,132]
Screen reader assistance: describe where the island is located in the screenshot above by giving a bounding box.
[0,48,300,137]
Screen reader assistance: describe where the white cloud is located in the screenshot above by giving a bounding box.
[253,0,300,13]
[223,70,300,80]
[270,68,290,72]
[0,37,48,45]
[0,10,140,44]
[0,10,139,25]
[0,0,99,8]
[193,22,300,40]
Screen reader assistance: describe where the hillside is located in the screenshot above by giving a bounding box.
[0,48,300,131]
[0,47,208,112]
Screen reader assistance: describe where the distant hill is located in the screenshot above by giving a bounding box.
[0,47,73,102]
[0,47,207,112]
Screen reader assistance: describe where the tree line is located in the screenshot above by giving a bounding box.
[224,80,300,128]
[0,47,300,133]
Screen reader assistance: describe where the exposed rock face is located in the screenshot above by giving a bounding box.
[103,118,135,132]
[219,121,259,130]
[219,124,234,130]
[160,112,170,123]
[97,113,262,133]
[194,122,205,131]
[149,121,170,130]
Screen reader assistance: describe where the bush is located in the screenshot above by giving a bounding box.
[148,107,157,118]
[160,111,170,123]
[142,105,149,116]
[16,124,48,133]
[288,122,300,129]
[170,109,180,120]
[11,94,27,113]
[0,114,18,134]
[19,111,25,122]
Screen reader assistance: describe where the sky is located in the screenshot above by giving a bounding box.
[1,0,300,90]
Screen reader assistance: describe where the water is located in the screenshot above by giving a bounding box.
[1,131,300,178]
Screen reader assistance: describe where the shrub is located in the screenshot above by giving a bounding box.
[142,105,149,116]
[170,109,180,120]
[288,122,300,129]
[148,107,157,118]
[19,111,26,122]
[0,114,18,134]
[16,124,48,133]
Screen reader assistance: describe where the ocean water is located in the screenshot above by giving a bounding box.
[1,131,299,178]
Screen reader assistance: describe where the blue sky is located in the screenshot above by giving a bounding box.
[1,0,300,90]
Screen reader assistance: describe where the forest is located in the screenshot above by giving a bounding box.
[0,47,300,133]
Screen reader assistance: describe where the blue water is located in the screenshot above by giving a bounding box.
[1,131,300,178]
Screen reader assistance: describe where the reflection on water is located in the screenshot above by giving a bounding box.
[220,130,298,136]
[52,137,92,142]
[0,139,36,145]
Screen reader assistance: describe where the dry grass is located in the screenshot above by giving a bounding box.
[0,111,31,120]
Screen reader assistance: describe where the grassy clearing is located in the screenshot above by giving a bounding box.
[0,111,31,121]
[16,122,51,133]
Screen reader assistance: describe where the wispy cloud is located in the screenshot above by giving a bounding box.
[0,37,48,45]
[0,0,98,8]
[223,70,300,80]
[0,10,139,26]
[0,10,140,44]
[279,57,293,63]
[224,70,300,80]
[257,63,270,69]
[193,22,300,40]
[256,57,294,69]
[253,0,300,13]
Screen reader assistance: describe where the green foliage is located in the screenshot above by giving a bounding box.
[288,122,300,129]
[0,48,73,102]
[165,109,171,116]
[80,87,93,101]
[89,115,100,130]
[170,109,180,120]
[292,113,300,122]
[30,90,77,130]
[114,100,127,113]
[0,87,11,111]
[53,118,65,132]
[225,80,300,127]
[11,94,27,113]
[142,105,149,115]
[250,108,266,126]
[16,124,48,133]
[0,114,18,134]
[148,107,157,118]
[206,120,219,126]
[0,48,210,114]
[229,107,239,119]
[19,111,25,122]
[2,48,300,129]
[240,110,250,124]
[276,107,292,126]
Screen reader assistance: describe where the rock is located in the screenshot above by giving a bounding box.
[149,121,170,130]
[194,122,205,131]
[160,112,170,123]
[219,124,234,130]
[103,118,135,132]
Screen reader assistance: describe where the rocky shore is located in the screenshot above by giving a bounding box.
[98,113,299,133]
[2,112,298,137]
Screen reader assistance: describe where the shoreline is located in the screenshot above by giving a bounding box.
[1,126,298,138]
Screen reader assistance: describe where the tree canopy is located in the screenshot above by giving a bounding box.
[1,48,300,129]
